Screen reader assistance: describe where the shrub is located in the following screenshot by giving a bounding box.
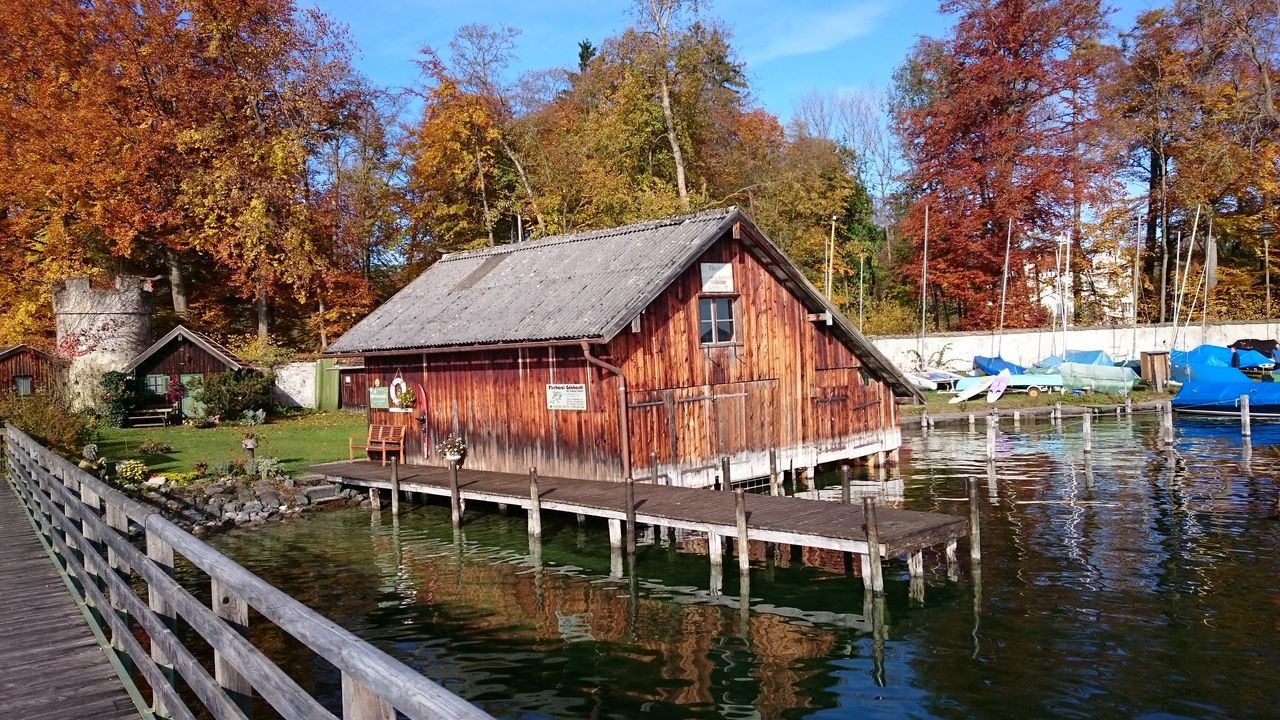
[98,371,138,428]
[251,456,286,482]
[137,439,173,455]
[183,416,216,429]
[240,408,266,426]
[193,461,209,478]
[164,471,202,486]
[225,334,298,370]
[0,388,94,454]
[191,370,274,420]
[116,460,149,485]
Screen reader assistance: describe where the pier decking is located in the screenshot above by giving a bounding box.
[0,483,140,720]
[312,460,968,565]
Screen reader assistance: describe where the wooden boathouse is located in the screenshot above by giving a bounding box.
[0,344,58,397]
[326,208,923,487]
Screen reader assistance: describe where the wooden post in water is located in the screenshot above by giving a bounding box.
[368,487,381,510]
[448,459,462,530]
[1162,401,1175,444]
[967,476,982,565]
[1054,402,1062,424]
[968,413,975,431]
[389,457,400,516]
[769,449,780,496]
[720,456,731,492]
[840,464,851,504]
[1241,394,1252,437]
[528,468,542,540]
[625,476,637,558]
[735,490,749,575]
[862,498,884,595]
[921,410,929,432]
[1083,412,1093,454]
[985,425,996,461]
[1013,410,1020,428]
[1125,396,1133,415]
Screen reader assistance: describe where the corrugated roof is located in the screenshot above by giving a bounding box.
[326,209,738,354]
[327,208,922,401]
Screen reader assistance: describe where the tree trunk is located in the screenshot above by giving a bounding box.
[498,136,545,230]
[256,284,269,341]
[658,73,690,210]
[317,297,328,348]
[165,248,189,315]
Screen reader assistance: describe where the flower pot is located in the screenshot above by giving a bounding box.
[241,439,257,450]
[444,453,463,462]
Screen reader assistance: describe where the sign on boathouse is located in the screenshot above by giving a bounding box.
[546,383,587,411]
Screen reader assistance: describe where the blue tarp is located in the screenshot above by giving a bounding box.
[1235,348,1274,369]
[1170,344,1239,382]
[1063,349,1114,366]
[973,356,1025,376]
[1035,355,1065,370]
[1173,380,1280,415]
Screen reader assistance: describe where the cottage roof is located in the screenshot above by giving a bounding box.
[328,208,921,400]
[0,345,52,362]
[123,325,244,374]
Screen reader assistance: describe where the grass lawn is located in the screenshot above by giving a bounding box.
[901,387,1175,415]
[95,411,367,476]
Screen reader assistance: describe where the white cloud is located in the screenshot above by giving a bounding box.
[728,1,889,65]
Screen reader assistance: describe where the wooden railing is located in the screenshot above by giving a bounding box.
[2,424,491,720]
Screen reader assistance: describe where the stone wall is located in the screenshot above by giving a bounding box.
[53,277,154,408]
[869,319,1280,373]
[273,360,316,408]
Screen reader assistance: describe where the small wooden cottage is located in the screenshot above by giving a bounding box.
[326,208,922,487]
[0,345,58,397]
[123,325,245,418]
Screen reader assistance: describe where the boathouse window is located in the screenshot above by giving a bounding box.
[144,374,168,398]
[698,296,736,344]
[13,375,32,396]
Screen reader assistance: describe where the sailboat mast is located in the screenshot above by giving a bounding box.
[997,218,1012,358]
[918,205,930,367]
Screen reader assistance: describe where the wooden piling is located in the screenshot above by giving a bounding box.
[720,456,731,491]
[608,518,622,550]
[389,457,400,516]
[1083,412,1093,454]
[1162,401,1175,444]
[1054,402,1062,423]
[1241,394,1252,437]
[769,449,780,496]
[985,425,996,461]
[368,487,381,510]
[528,467,542,540]
[448,459,462,529]
[1012,410,1020,428]
[625,476,637,557]
[967,476,981,565]
[1125,396,1133,415]
[840,464,851,504]
[862,497,883,595]
[735,490,749,575]
[968,413,975,431]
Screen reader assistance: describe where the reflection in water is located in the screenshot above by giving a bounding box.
[203,415,1280,719]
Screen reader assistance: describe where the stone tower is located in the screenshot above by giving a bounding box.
[53,277,154,408]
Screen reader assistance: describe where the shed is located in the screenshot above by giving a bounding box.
[326,208,922,487]
[0,345,59,397]
[123,325,244,418]
[335,358,368,411]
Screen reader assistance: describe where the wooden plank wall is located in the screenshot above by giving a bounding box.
[133,338,232,376]
[0,348,55,393]
[366,348,622,480]
[338,368,368,410]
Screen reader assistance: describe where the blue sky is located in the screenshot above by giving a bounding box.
[311,0,1157,122]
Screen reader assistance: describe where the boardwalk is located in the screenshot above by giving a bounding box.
[0,483,140,720]
[312,460,968,558]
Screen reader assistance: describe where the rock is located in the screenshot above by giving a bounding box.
[290,493,311,507]
[359,499,372,509]
[145,477,167,488]
[258,492,281,510]
[192,525,208,537]
[283,477,296,488]
[206,496,228,514]
[252,482,275,495]
[206,484,228,495]
[242,501,264,514]
[222,501,242,515]
[237,489,254,501]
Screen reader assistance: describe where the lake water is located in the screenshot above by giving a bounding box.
[201,414,1280,719]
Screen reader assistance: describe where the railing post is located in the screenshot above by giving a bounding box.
[147,532,178,715]
[342,673,395,720]
[389,457,400,516]
[105,500,133,653]
[211,578,254,715]
[78,482,105,595]
[840,464,851,504]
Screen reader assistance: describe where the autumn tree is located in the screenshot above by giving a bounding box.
[892,0,1116,331]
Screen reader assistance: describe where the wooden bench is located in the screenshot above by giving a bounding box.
[126,407,174,428]
[349,424,405,466]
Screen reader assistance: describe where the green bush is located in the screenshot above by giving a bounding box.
[190,370,275,420]
[0,388,94,454]
[116,459,149,485]
[98,371,138,428]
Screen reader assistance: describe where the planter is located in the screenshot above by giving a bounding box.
[241,439,257,450]
[388,407,413,414]
[443,453,463,462]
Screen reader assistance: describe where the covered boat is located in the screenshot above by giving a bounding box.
[1056,362,1140,395]
[1172,381,1280,418]
[973,355,1025,376]
[1170,344,1238,382]
[954,373,1063,396]
[1063,349,1114,366]
[1234,348,1275,370]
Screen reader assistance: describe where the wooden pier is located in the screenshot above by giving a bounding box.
[0,483,140,719]
[312,460,971,592]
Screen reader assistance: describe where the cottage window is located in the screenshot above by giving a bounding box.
[144,374,169,398]
[698,296,736,344]
[14,376,33,396]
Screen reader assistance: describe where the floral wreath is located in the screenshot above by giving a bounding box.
[389,376,409,407]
